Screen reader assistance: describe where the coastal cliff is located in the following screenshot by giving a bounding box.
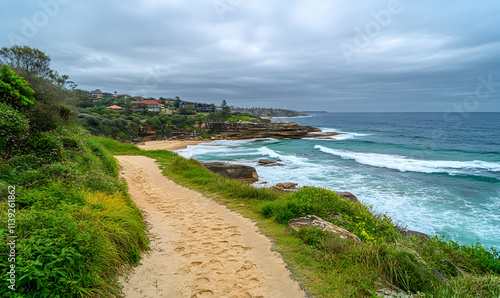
[141,118,339,141]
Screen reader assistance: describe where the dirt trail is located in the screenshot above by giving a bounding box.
[117,156,305,298]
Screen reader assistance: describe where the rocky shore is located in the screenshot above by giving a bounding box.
[213,119,339,140]
[140,118,341,141]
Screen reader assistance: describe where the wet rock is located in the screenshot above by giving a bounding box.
[257,159,284,166]
[287,215,361,241]
[201,162,258,183]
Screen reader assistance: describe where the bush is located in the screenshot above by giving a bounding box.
[26,102,60,132]
[0,64,35,108]
[0,131,149,297]
[260,187,401,243]
[0,104,30,156]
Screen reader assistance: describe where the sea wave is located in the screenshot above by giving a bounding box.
[305,127,372,140]
[314,145,500,175]
[257,146,311,166]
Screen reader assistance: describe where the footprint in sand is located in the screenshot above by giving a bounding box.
[194,277,210,286]
[191,289,214,297]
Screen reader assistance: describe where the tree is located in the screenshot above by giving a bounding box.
[221,100,230,118]
[0,45,71,89]
[174,98,181,109]
[74,89,93,108]
[0,45,52,78]
[180,105,195,115]
[0,64,35,109]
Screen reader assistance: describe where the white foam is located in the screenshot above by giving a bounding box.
[314,145,500,174]
[332,133,371,141]
[309,127,372,140]
[257,146,313,168]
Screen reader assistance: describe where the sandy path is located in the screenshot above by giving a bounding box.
[117,156,305,298]
[137,140,211,151]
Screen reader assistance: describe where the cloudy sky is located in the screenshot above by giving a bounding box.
[1,0,499,112]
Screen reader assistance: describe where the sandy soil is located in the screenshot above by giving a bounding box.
[137,140,211,151]
[117,155,305,298]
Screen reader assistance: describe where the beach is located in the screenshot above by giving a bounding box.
[137,140,212,151]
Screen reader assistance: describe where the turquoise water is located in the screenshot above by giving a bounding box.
[177,113,500,249]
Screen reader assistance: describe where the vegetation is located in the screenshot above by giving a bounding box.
[0,65,35,109]
[231,106,308,118]
[102,139,500,297]
[77,102,262,141]
[0,46,149,297]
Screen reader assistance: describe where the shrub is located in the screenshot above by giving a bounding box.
[0,64,35,108]
[26,102,60,132]
[58,104,72,121]
[0,104,30,155]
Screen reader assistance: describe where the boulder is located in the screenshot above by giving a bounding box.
[334,191,359,203]
[257,159,283,166]
[400,229,429,239]
[274,182,298,190]
[287,215,361,241]
[201,162,258,183]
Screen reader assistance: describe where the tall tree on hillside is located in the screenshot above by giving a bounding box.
[0,45,52,78]
[0,45,71,88]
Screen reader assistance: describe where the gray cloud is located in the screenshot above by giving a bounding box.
[1,0,499,111]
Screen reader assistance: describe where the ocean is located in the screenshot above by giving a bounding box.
[176,113,500,249]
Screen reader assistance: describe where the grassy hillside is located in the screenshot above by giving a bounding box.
[0,106,149,297]
[102,138,500,297]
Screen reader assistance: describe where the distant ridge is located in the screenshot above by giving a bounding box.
[301,111,328,113]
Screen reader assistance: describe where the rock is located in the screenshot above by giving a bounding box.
[287,215,361,241]
[257,159,283,166]
[201,162,258,183]
[431,268,448,282]
[400,229,429,239]
[334,191,359,203]
[212,120,328,139]
[375,287,410,298]
[274,182,298,190]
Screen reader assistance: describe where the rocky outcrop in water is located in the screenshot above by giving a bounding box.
[201,162,258,183]
[210,119,339,140]
[257,159,284,166]
[141,118,340,141]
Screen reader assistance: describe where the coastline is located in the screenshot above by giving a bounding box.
[268,115,313,119]
[137,139,212,151]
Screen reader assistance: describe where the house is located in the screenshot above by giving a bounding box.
[90,89,103,100]
[131,100,162,112]
[105,105,125,111]
[102,92,114,98]
[116,94,131,99]
[76,89,91,97]
[198,103,213,113]
[165,98,176,105]
[180,101,195,106]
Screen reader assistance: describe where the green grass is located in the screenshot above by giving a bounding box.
[102,138,500,297]
[226,115,253,122]
[0,127,149,297]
